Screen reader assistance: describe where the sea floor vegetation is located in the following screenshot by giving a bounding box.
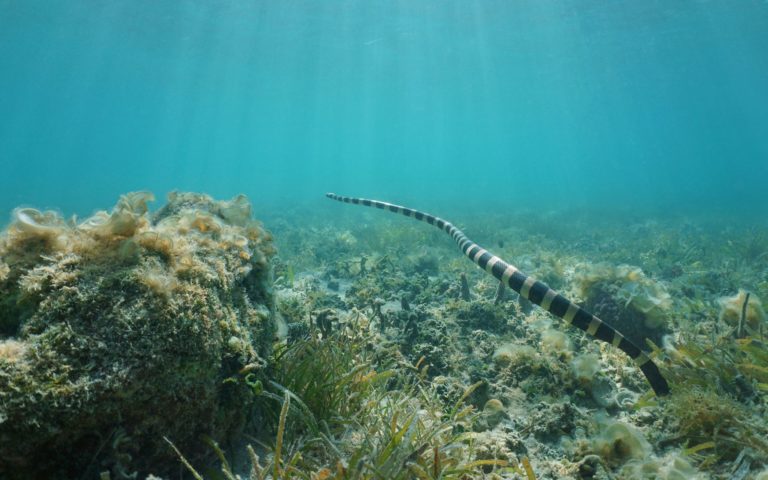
[253,205,768,480]
[2,197,767,479]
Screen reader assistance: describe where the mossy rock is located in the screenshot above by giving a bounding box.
[0,192,276,479]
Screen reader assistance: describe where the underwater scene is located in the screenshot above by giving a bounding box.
[1,1,768,479]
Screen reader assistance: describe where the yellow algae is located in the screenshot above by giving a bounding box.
[571,354,601,383]
[541,328,572,353]
[0,339,25,362]
[718,289,765,331]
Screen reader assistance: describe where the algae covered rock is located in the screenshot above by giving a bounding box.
[0,192,275,478]
[572,263,672,345]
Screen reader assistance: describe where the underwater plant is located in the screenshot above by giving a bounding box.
[325,193,670,396]
[659,330,768,467]
[171,325,515,479]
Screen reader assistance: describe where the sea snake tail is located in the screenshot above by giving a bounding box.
[326,193,670,396]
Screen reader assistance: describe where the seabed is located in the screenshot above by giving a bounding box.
[1,192,767,479]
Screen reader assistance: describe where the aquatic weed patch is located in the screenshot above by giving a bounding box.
[172,327,514,479]
[660,332,768,468]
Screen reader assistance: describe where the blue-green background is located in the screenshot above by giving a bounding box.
[1,1,766,219]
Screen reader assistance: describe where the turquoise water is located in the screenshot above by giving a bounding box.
[1,1,767,219]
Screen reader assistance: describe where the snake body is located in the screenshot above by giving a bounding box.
[326,193,670,396]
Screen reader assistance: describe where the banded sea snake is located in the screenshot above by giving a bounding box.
[326,193,670,396]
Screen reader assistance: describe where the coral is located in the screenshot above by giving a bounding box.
[718,289,766,332]
[0,191,276,479]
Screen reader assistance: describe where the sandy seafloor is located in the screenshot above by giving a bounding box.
[255,202,768,480]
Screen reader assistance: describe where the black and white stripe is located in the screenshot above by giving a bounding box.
[326,193,670,396]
